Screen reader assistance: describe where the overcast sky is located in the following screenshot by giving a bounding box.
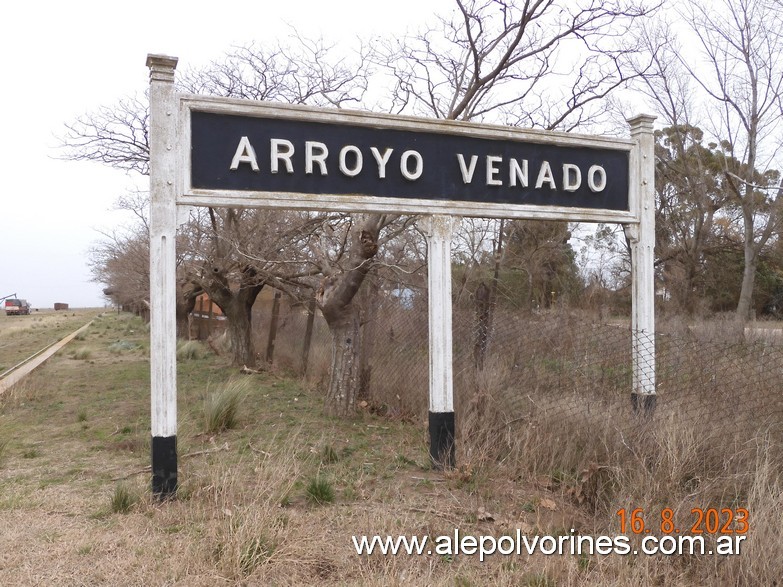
[0,0,453,308]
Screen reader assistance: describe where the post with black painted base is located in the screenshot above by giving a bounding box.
[423,215,457,470]
[151,436,178,495]
[147,54,180,498]
[429,411,455,470]
[631,393,656,418]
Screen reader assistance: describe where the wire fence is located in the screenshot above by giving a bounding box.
[246,288,781,434]
[234,280,783,490]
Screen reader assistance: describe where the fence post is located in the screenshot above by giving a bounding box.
[266,291,282,364]
[147,54,179,497]
[626,114,657,416]
[301,298,316,376]
[422,214,456,470]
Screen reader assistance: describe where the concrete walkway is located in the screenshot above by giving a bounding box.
[0,321,93,394]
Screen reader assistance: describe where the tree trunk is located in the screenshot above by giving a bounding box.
[176,286,201,339]
[204,268,263,368]
[317,214,386,417]
[736,244,758,322]
[358,277,379,403]
[223,296,257,367]
[323,304,361,417]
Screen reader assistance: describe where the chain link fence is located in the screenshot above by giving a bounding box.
[252,287,782,429]
[246,278,783,494]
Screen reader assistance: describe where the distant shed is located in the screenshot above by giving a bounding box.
[54,303,69,311]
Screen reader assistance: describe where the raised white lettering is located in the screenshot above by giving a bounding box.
[588,165,607,192]
[486,155,502,186]
[400,150,423,180]
[509,159,528,187]
[535,161,556,190]
[229,136,259,172]
[370,147,393,179]
[270,139,294,174]
[305,141,329,175]
[563,163,581,192]
[457,154,478,184]
[339,145,363,177]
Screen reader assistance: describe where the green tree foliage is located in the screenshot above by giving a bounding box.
[654,124,735,314]
[501,220,582,309]
[654,124,783,316]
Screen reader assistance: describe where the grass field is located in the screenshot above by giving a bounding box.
[0,311,779,585]
[0,310,102,375]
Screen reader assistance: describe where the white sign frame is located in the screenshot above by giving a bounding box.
[146,54,656,496]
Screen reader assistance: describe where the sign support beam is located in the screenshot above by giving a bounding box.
[626,114,657,415]
[423,215,456,469]
[147,54,179,497]
[144,53,655,495]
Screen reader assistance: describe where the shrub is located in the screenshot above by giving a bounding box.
[72,347,92,360]
[108,340,138,354]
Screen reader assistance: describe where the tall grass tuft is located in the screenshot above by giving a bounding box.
[240,535,276,575]
[203,378,250,434]
[305,475,335,505]
[177,340,208,361]
[110,483,139,514]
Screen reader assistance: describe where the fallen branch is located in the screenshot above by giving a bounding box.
[181,442,229,459]
[111,467,150,482]
[110,442,230,481]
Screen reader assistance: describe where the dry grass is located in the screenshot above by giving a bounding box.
[244,295,783,584]
[0,309,99,371]
[202,377,250,434]
[1,309,781,585]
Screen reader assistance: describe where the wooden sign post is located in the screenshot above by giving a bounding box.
[147,54,655,497]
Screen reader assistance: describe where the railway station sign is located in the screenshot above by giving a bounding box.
[147,55,655,498]
[179,96,637,224]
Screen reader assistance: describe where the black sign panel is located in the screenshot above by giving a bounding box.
[190,110,629,211]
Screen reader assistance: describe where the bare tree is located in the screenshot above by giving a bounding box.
[60,94,150,175]
[64,36,372,369]
[674,0,783,320]
[91,225,150,314]
[375,0,659,129]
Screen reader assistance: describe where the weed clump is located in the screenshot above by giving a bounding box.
[110,483,139,514]
[305,476,335,505]
[71,347,92,360]
[177,340,208,361]
[203,379,249,434]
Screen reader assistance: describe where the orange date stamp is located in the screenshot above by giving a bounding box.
[617,507,749,535]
